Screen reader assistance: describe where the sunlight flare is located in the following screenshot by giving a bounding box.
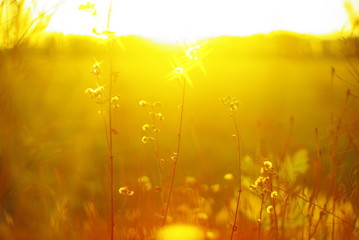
[40,0,355,43]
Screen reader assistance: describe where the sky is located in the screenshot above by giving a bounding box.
[39,0,356,43]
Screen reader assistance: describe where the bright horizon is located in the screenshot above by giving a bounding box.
[40,0,356,43]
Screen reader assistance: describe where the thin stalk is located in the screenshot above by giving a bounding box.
[257,195,265,240]
[275,185,359,231]
[162,78,186,225]
[269,180,278,240]
[229,112,242,240]
[308,208,326,240]
[106,1,114,239]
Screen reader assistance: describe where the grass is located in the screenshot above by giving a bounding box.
[1,4,359,238]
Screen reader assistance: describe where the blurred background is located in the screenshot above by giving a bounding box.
[1,0,359,239]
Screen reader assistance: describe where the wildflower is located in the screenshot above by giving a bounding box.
[91,62,102,76]
[249,185,257,191]
[174,67,184,75]
[138,176,152,191]
[186,45,200,60]
[171,152,178,162]
[263,160,273,170]
[119,186,134,196]
[156,113,164,120]
[141,136,154,144]
[224,173,234,181]
[142,136,148,143]
[266,205,274,214]
[111,95,120,108]
[167,56,194,87]
[139,100,148,107]
[142,124,151,131]
[255,176,265,187]
[85,86,104,99]
[271,191,278,199]
[219,96,240,112]
[160,159,165,167]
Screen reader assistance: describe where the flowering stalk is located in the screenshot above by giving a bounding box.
[162,75,186,225]
[257,194,265,240]
[161,43,206,225]
[106,1,115,239]
[229,111,242,240]
[219,96,242,240]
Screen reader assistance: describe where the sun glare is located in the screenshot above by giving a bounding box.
[38,0,355,42]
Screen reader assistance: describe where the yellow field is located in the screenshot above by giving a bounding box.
[1,32,358,240]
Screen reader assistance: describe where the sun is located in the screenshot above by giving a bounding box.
[41,0,354,43]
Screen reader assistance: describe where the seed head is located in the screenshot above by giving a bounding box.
[111,95,120,108]
[266,205,274,214]
[142,124,151,131]
[119,186,134,196]
[186,45,200,60]
[141,136,154,144]
[263,160,273,170]
[85,86,104,99]
[271,191,278,199]
[174,67,184,74]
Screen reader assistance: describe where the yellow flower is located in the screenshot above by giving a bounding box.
[139,100,148,107]
[186,45,200,60]
[111,95,120,108]
[85,86,104,99]
[219,96,240,112]
[263,160,273,170]
[142,136,154,144]
[271,191,278,199]
[119,186,134,196]
[174,67,184,74]
[224,173,234,181]
[156,113,164,120]
[142,124,151,131]
[138,176,152,191]
[266,205,274,214]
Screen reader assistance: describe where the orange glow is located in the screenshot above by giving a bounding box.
[41,0,353,43]
[2,0,359,239]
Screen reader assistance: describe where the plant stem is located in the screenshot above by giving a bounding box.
[162,78,186,225]
[229,112,242,240]
[275,185,359,231]
[106,1,114,239]
[257,195,264,240]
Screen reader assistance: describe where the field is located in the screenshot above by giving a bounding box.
[1,32,359,240]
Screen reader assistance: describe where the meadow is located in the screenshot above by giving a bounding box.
[1,30,359,240]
